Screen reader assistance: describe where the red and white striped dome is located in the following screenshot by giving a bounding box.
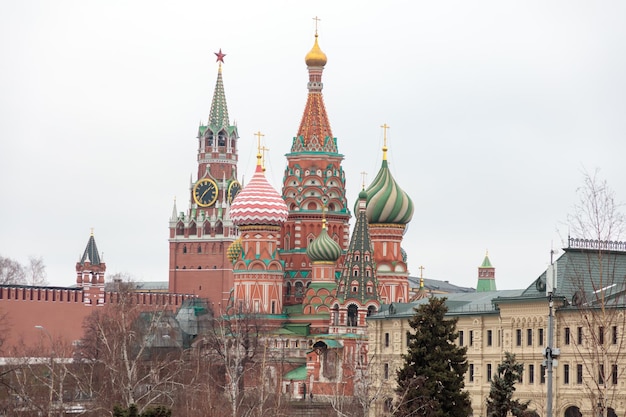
[230,165,289,226]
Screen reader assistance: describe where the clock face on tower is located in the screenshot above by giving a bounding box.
[228,180,241,204]
[193,178,219,207]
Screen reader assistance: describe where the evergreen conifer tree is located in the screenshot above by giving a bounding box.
[395,297,471,417]
[486,352,531,417]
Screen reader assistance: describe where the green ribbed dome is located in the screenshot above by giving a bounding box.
[365,159,414,224]
[307,224,341,263]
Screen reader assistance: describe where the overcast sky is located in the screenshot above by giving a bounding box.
[1,1,625,291]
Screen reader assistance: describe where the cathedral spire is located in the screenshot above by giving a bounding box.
[291,30,336,153]
[337,189,378,304]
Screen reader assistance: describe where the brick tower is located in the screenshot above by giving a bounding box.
[280,32,350,305]
[76,231,105,306]
[168,49,241,310]
[476,251,496,292]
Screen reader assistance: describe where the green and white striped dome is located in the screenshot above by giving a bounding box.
[307,221,342,263]
[365,159,414,225]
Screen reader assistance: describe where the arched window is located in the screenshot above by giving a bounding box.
[332,304,339,325]
[295,282,304,296]
[286,282,292,296]
[183,246,187,254]
[347,305,358,327]
[564,406,582,417]
[367,305,377,316]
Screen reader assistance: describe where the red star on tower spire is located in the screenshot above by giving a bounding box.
[214,49,226,63]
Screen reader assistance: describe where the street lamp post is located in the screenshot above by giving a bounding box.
[35,325,54,417]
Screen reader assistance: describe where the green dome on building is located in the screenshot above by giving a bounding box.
[306,220,342,263]
[365,159,414,225]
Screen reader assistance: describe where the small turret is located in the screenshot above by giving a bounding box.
[476,251,496,292]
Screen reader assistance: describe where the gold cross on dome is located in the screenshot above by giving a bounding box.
[360,171,367,189]
[418,265,425,278]
[380,123,390,160]
[381,123,390,147]
[254,131,265,164]
[261,145,270,171]
[313,16,321,35]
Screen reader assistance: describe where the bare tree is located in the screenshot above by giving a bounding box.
[0,255,47,286]
[197,304,274,417]
[73,283,186,416]
[3,333,75,417]
[0,255,25,285]
[326,339,385,417]
[24,256,48,286]
[560,170,626,417]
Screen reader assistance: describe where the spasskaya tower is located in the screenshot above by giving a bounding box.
[168,50,241,310]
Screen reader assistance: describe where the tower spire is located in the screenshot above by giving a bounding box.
[293,26,335,153]
[477,251,497,292]
[208,49,230,130]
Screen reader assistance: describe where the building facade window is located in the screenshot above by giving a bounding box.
[527,329,533,346]
[385,333,390,348]
[487,364,492,382]
[459,331,464,346]
[599,364,605,385]
[564,364,570,384]
[516,329,522,346]
[528,364,534,384]
[577,364,583,384]
[540,365,546,384]
[612,364,618,385]
[487,329,493,346]
[564,327,571,345]
[469,330,474,346]
[599,326,605,345]
[384,363,389,380]
[539,328,544,346]
[613,326,618,345]
[577,327,583,345]
[469,364,474,382]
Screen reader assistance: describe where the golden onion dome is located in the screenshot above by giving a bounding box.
[227,237,243,263]
[305,34,327,67]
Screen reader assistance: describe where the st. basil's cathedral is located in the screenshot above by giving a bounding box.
[167,30,414,396]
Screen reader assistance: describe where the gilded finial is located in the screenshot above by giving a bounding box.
[381,123,390,161]
[321,204,327,229]
[360,171,368,190]
[90,228,94,236]
[418,265,425,287]
[254,131,265,166]
[305,17,327,67]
